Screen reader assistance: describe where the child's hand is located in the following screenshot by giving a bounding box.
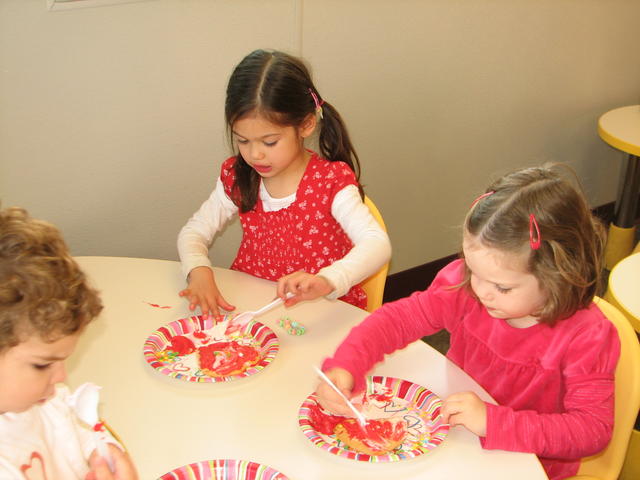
[179,266,235,318]
[277,271,334,306]
[441,391,487,437]
[314,367,356,416]
[85,444,138,480]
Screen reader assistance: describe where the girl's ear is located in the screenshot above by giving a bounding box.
[299,113,317,139]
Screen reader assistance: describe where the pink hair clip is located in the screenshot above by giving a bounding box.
[470,191,495,208]
[309,88,324,119]
[529,214,542,250]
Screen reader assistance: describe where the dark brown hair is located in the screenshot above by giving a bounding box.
[0,207,103,352]
[462,165,606,325]
[225,49,362,212]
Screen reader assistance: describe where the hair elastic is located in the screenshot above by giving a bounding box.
[529,214,542,250]
[470,191,495,208]
[309,88,324,119]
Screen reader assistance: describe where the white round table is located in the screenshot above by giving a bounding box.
[606,252,640,333]
[67,257,547,480]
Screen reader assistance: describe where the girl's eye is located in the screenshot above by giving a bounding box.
[495,285,512,294]
[32,364,51,370]
[264,140,277,147]
[236,138,248,145]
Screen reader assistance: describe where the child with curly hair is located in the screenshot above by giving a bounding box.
[0,207,137,480]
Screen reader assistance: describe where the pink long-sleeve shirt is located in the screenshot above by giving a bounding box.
[323,259,620,480]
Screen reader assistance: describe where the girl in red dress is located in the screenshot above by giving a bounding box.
[178,49,391,318]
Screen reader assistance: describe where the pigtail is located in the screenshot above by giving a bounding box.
[316,100,363,197]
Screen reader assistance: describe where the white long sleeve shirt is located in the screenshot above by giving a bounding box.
[0,385,120,479]
[177,178,391,300]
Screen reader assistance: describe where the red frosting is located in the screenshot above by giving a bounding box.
[198,341,261,376]
[168,335,196,355]
[368,392,394,403]
[308,400,346,435]
[192,330,210,344]
[338,417,406,444]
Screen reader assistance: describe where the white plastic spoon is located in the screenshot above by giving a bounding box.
[67,383,115,472]
[313,365,367,427]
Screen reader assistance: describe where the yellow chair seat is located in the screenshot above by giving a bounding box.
[566,297,640,480]
[360,196,390,312]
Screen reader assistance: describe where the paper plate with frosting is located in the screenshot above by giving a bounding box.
[143,314,279,383]
[298,375,449,462]
[158,459,289,479]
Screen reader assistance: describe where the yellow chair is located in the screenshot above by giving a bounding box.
[603,253,640,480]
[566,297,640,480]
[360,196,390,312]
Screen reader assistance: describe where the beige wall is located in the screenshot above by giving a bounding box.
[1,0,639,274]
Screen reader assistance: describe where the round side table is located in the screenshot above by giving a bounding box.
[605,252,640,333]
[598,105,640,269]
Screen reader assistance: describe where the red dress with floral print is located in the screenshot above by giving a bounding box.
[220,152,367,309]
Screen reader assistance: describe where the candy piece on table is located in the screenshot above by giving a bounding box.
[278,316,306,335]
[67,382,115,472]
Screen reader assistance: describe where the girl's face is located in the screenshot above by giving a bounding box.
[232,114,316,183]
[463,234,547,327]
[0,332,79,414]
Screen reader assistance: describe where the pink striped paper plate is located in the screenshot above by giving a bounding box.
[158,459,289,479]
[298,375,449,462]
[143,315,279,383]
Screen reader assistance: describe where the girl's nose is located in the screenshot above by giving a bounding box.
[249,144,264,161]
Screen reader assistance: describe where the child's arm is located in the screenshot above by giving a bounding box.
[277,185,391,305]
[479,320,620,460]
[178,266,235,319]
[441,391,487,436]
[85,444,138,480]
[321,185,391,298]
[314,367,357,416]
[276,272,334,306]
[177,178,238,316]
[321,284,453,395]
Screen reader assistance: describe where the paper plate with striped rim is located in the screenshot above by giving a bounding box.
[158,459,289,479]
[143,314,279,383]
[298,375,449,462]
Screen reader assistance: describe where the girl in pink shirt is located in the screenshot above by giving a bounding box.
[317,165,620,480]
[178,49,390,317]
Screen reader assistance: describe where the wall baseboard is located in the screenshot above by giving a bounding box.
[383,201,618,303]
